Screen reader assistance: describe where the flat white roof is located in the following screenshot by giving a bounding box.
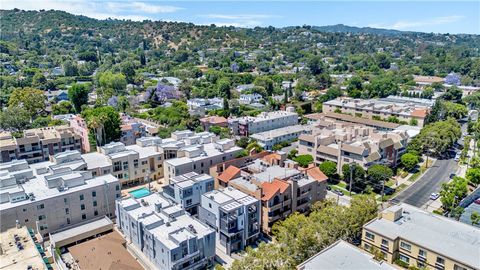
[298,240,396,270]
[50,216,113,246]
[364,203,480,269]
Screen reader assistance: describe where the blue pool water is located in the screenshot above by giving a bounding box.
[129,187,151,198]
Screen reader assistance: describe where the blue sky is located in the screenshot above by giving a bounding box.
[3,1,479,34]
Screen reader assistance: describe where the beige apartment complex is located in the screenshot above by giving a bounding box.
[213,152,328,233]
[362,204,480,270]
[298,118,408,173]
[0,126,82,164]
[322,96,434,127]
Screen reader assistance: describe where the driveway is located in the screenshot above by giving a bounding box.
[393,158,458,207]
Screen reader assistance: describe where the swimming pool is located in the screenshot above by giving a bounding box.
[129,187,151,198]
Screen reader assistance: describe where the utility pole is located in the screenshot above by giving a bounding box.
[381,180,385,202]
[349,162,355,196]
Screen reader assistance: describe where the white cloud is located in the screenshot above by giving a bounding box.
[105,2,183,14]
[369,15,465,30]
[1,0,182,21]
[199,13,279,28]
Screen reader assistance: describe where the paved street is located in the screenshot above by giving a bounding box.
[393,158,458,207]
[326,190,351,206]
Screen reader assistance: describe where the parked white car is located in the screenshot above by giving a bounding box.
[430,193,440,200]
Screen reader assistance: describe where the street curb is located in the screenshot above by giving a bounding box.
[390,159,436,202]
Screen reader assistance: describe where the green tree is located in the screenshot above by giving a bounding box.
[253,76,274,97]
[288,149,298,160]
[217,78,231,99]
[471,212,480,225]
[440,176,468,212]
[319,161,337,178]
[443,101,468,119]
[466,167,480,186]
[232,195,378,269]
[236,137,250,148]
[8,87,46,118]
[246,141,263,153]
[68,83,90,113]
[81,106,121,147]
[294,154,314,168]
[307,55,325,75]
[401,153,419,172]
[342,163,366,191]
[0,107,31,132]
[52,101,74,115]
[97,72,127,102]
[367,164,393,189]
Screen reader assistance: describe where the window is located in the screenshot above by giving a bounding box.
[134,159,139,168]
[418,249,427,258]
[38,215,46,220]
[37,204,44,210]
[364,243,371,250]
[454,265,467,270]
[82,214,86,220]
[67,218,70,224]
[116,185,120,191]
[365,231,375,241]
[81,204,85,210]
[92,191,96,197]
[64,198,68,204]
[65,208,69,214]
[436,257,445,265]
[80,194,84,201]
[400,241,411,251]
[116,194,120,198]
[399,254,409,264]
[23,208,27,212]
[113,161,122,172]
[93,201,97,207]
[381,239,388,246]
[94,210,98,216]
[25,219,29,223]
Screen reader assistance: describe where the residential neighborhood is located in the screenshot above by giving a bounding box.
[1,2,479,270]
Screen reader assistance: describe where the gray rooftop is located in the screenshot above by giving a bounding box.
[364,203,480,269]
[297,240,396,270]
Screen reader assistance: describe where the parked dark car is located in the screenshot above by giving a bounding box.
[333,189,344,196]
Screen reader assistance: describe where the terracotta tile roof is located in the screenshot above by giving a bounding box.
[217,165,241,184]
[200,116,228,124]
[411,109,427,118]
[305,167,329,182]
[262,153,282,165]
[261,179,289,201]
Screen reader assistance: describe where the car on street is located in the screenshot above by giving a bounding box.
[474,198,480,205]
[333,189,344,196]
[454,155,460,162]
[430,193,440,200]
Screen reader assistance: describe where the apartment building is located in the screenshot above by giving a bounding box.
[0,126,82,163]
[115,192,216,270]
[228,107,298,136]
[322,96,434,127]
[82,139,164,187]
[70,114,147,152]
[163,138,243,182]
[297,240,396,270]
[298,120,408,174]
[214,153,328,233]
[199,187,261,255]
[362,204,480,270]
[0,159,120,237]
[70,115,91,153]
[250,124,315,150]
[163,172,215,216]
[306,112,401,131]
